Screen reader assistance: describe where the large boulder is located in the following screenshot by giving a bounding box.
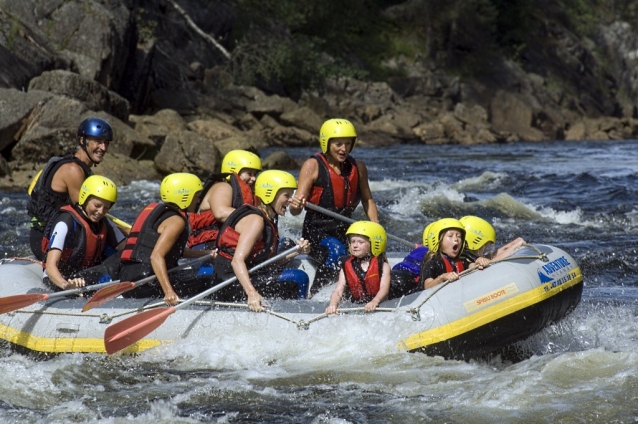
[0,88,54,153]
[490,91,545,142]
[28,70,130,121]
[97,152,162,186]
[154,129,221,176]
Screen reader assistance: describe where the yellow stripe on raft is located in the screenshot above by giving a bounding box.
[0,323,165,354]
[397,267,583,352]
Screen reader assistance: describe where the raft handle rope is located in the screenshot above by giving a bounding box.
[6,246,549,330]
[0,257,43,265]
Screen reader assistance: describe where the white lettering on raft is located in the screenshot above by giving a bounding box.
[464,283,519,313]
[541,256,571,275]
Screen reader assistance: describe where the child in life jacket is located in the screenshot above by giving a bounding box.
[325,221,391,314]
[43,175,125,291]
[419,218,490,289]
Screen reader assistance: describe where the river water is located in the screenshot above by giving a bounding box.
[1,141,638,423]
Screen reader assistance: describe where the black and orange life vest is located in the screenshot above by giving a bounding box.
[343,255,383,301]
[302,153,361,245]
[120,202,188,269]
[28,155,93,228]
[216,204,278,266]
[307,153,360,211]
[45,204,108,274]
[188,173,257,247]
[442,254,466,273]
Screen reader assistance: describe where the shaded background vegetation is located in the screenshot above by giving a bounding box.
[215,0,637,99]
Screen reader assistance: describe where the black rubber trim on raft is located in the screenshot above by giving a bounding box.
[414,281,584,361]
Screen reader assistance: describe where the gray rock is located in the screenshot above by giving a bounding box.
[154,129,221,176]
[29,70,130,121]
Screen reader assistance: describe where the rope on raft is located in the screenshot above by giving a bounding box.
[7,247,549,329]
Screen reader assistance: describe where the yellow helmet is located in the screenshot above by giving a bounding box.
[79,175,118,206]
[27,169,43,195]
[160,173,203,210]
[346,221,387,257]
[221,150,262,174]
[459,215,496,251]
[427,218,466,253]
[422,222,434,247]
[254,170,297,205]
[319,118,357,154]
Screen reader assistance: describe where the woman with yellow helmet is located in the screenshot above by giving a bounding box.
[212,170,311,312]
[325,221,391,314]
[119,173,214,306]
[43,175,125,291]
[188,150,262,250]
[420,218,491,289]
[289,119,379,279]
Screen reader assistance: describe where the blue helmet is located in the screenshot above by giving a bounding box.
[77,117,113,142]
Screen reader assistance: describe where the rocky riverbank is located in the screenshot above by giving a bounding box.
[1,0,637,191]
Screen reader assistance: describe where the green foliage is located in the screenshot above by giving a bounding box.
[7,18,20,51]
[228,0,394,97]
[560,0,601,36]
[226,0,635,89]
[134,8,157,43]
[230,33,367,100]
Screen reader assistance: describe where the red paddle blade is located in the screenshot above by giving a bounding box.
[82,282,137,312]
[0,293,50,314]
[104,307,175,354]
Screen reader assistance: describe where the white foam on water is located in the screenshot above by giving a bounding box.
[453,171,508,192]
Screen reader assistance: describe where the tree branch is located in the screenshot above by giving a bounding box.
[165,0,231,60]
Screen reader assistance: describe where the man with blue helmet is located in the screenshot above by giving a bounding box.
[28,117,115,260]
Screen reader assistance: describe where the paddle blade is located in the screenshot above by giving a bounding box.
[0,293,50,314]
[104,307,175,354]
[82,282,136,312]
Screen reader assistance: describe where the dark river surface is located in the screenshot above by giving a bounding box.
[1,141,638,423]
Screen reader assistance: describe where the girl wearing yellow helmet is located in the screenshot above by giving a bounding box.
[188,150,262,250]
[325,221,391,314]
[212,170,311,312]
[43,175,125,291]
[420,219,491,289]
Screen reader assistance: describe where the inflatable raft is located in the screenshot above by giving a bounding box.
[0,244,582,360]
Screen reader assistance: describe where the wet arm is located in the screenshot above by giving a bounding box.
[365,262,391,312]
[231,215,265,310]
[209,183,235,223]
[151,215,185,305]
[326,269,347,315]
[356,160,379,223]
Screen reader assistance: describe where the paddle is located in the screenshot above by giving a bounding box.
[106,214,132,230]
[82,254,214,312]
[303,202,417,248]
[0,278,125,314]
[103,245,300,354]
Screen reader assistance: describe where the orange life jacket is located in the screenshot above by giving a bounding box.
[120,202,188,269]
[216,204,279,266]
[307,153,360,211]
[44,204,108,273]
[442,255,466,273]
[343,255,383,301]
[188,173,257,247]
[303,153,361,245]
